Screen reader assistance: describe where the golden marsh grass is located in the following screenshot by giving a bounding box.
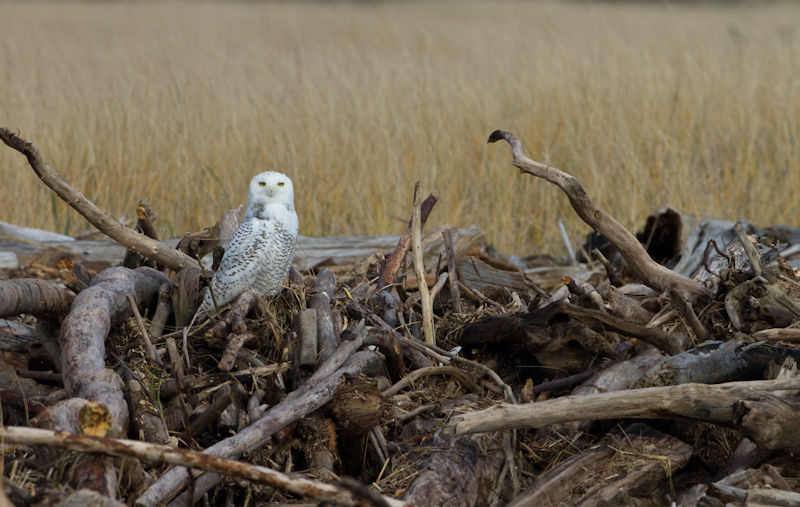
[2,1,799,256]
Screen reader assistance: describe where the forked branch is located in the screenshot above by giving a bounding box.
[0,128,199,272]
[488,130,711,301]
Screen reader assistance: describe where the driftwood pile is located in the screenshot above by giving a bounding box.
[3,128,800,506]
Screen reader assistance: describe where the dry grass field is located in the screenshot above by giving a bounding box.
[1,0,799,256]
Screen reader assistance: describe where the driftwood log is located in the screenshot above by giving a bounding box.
[35,267,168,437]
[0,278,74,320]
[449,378,800,440]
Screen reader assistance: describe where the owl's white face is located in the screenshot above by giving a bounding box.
[247,171,295,207]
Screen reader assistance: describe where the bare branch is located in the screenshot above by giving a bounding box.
[0,128,199,272]
[488,130,711,302]
[449,378,800,436]
[376,189,440,290]
[412,182,436,345]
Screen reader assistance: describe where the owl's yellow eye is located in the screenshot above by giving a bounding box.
[258,181,266,186]
[278,182,285,187]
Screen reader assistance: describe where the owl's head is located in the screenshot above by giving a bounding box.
[248,171,295,207]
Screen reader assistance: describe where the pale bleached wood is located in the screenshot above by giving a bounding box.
[1,234,417,271]
[734,221,763,277]
[376,189,440,290]
[752,327,800,341]
[448,378,800,436]
[488,130,711,301]
[412,182,435,345]
[557,347,664,434]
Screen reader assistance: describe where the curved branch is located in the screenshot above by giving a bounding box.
[488,130,711,301]
[0,128,199,272]
[37,267,169,436]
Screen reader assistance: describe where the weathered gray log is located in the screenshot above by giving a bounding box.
[635,337,800,388]
[292,308,319,386]
[734,394,800,452]
[22,267,167,500]
[35,267,168,436]
[448,378,800,436]
[0,219,74,243]
[557,347,664,434]
[309,268,338,364]
[0,278,74,320]
[457,256,530,299]
[752,327,800,341]
[605,286,655,325]
[0,231,483,274]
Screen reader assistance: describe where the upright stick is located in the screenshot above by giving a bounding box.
[412,183,435,345]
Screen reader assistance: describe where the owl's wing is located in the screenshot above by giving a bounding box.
[205,217,280,307]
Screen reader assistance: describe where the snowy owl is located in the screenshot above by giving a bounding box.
[195,171,299,319]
